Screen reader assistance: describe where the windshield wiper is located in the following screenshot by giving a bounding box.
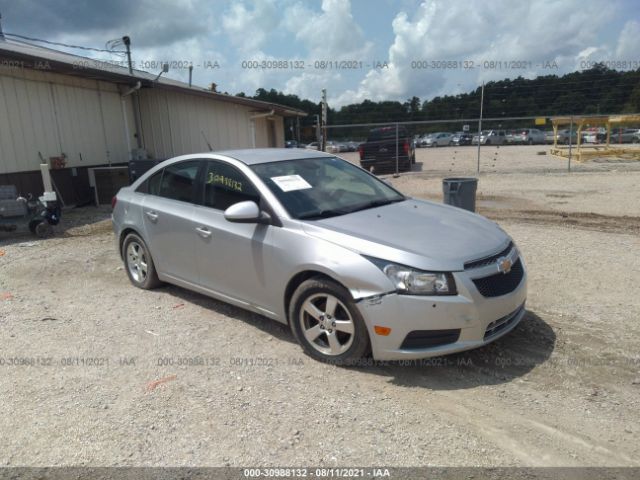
[298,208,350,220]
[345,197,405,214]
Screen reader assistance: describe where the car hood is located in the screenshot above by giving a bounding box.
[301,198,510,271]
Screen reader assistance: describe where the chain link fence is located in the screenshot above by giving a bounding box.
[318,115,640,177]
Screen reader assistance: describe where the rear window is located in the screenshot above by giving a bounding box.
[367,127,408,141]
[158,161,200,203]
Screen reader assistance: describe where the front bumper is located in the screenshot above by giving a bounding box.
[356,261,527,360]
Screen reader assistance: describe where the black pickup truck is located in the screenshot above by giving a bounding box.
[358,126,415,174]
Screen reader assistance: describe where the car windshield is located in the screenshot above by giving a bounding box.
[251,156,406,220]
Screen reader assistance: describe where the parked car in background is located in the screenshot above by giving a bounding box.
[325,141,341,154]
[285,140,300,148]
[509,128,546,145]
[451,132,473,146]
[544,130,556,144]
[346,141,360,152]
[546,129,578,145]
[305,142,319,150]
[609,128,638,144]
[472,130,506,145]
[633,131,640,143]
[112,149,526,364]
[416,134,431,147]
[582,128,607,144]
[424,132,453,147]
[359,126,415,173]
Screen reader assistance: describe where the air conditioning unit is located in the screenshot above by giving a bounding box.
[88,167,130,205]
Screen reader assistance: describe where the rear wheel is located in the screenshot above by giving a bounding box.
[289,278,370,365]
[34,221,53,238]
[123,233,161,289]
[28,219,39,234]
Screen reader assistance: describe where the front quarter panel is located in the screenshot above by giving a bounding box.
[265,220,395,320]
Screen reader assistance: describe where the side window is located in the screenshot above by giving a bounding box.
[158,161,200,203]
[203,160,260,211]
[148,170,162,195]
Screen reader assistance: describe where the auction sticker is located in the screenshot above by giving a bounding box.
[271,175,312,192]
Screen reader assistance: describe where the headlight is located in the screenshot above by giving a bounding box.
[365,257,457,296]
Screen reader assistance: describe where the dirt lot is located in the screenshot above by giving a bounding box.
[1,146,639,467]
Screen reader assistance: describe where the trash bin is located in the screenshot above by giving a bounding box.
[442,177,478,212]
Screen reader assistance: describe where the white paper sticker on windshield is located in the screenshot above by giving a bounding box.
[270,174,312,192]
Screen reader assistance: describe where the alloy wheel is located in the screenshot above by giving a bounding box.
[126,241,148,283]
[299,293,355,356]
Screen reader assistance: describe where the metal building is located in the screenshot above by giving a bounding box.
[0,38,306,204]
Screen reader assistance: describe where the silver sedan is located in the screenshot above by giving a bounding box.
[112,149,527,364]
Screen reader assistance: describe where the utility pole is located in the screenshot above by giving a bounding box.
[321,89,327,151]
[314,114,321,145]
[476,81,484,174]
[122,36,133,75]
[0,12,5,40]
[568,116,574,172]
[122,35,143,150]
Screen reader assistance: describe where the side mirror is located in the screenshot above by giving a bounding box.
[224,201,270,224]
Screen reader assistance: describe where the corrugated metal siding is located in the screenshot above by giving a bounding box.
[138,89,283,157]
[0,69,133,174]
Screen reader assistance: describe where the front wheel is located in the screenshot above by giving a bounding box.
[289,278,370,365]
[123,233,161,289]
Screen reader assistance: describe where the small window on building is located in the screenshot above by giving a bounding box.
[158,161,200,203]
[203,160,260,211]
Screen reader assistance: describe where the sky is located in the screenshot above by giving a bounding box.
[1,0,639,107]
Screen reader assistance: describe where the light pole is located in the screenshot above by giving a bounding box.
[476,81,484,174]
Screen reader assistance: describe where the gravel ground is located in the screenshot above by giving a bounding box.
[1,148,639,467]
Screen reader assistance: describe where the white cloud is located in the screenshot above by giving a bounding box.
[221,0,281,52]
[615,20,640,59]
[283,0,373,61]
[333,0,620,107]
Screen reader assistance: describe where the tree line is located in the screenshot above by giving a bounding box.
[236,64,640,136]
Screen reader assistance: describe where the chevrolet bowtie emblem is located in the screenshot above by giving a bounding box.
[497,257,512,274]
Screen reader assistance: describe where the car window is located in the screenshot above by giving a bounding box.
[202,160,260,211]
[158,161,200,203]
[147,170,162,195]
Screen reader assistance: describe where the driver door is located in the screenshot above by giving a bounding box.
[191,160,277,314]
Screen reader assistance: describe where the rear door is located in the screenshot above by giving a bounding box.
[141,160,202,283]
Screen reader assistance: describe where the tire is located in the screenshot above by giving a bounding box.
[122,233,161,289]
[28,219,39,234]
[528,139,533,145]
[35,221,53,238]
[289,277,370,365]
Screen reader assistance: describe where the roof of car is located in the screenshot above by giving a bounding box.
[216,148,334,165]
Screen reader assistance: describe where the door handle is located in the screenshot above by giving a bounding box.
[145,211,158,222]
[195,226,212,238]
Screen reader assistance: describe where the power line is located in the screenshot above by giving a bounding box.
[3,32,126,55]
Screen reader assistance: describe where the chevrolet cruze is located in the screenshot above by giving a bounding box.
[112,149,527,364]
